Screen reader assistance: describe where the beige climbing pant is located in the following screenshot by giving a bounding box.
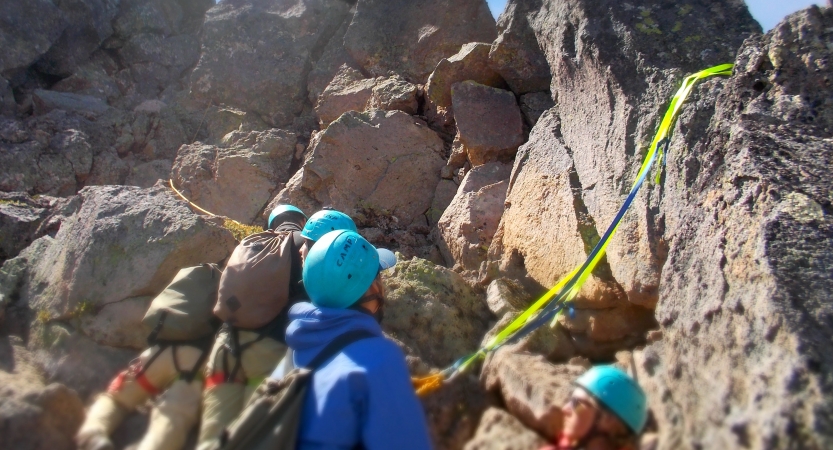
[76,344,206,450]
[197,328,287,450]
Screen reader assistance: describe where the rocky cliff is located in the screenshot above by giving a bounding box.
[1,1,830,449]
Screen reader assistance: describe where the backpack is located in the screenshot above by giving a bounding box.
[214,230,296,329]
[215,330,376,450]
[142,263,223,342]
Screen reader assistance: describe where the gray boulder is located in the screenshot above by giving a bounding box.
[0,0,67,76]
[381,256,492,367]
[35,0,120,77]
[518,92,554,127]
[638,7,833,449]
[343,0,498,82]
[32,90,111,116]
[3,184,236,323]
[190,0,352,127]
[274,110,445,228]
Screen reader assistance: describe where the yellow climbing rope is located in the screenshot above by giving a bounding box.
[168,179,262,241]
[412,63,735,397]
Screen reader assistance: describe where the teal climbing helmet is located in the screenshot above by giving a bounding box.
[301,210,357,241]
[303,230,380,309]
[575,365,648,435]
[267,204,306,229]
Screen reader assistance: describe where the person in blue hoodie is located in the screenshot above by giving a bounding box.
[284,230,432,450]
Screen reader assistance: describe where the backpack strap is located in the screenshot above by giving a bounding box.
[305,330,377,371]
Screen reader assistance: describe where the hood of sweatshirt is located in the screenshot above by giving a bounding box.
[285,301,383,368]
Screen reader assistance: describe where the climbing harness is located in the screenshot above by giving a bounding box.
[412,63,734,396]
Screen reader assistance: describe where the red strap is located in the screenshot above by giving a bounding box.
[204,372,229,390]
[135,373,160,396]
[107,371,127,393]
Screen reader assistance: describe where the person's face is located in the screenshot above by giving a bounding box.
[359,277,385,314]
[299,239,313,264]
[561,388,599,439]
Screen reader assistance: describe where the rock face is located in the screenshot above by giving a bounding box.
[382,257,492,367]
[486,0,758,356]
[343,0,498,82]
[172,129,297,224]
[437,162,511,271]
[0,193,55,264]
[190,0,352,127]
[452,82,524,166]
[275,110,446,228]
[637,7,833,449]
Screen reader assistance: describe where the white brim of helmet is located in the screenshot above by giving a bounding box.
[377,248,397,270]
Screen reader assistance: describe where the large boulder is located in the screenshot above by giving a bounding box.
[172,129,298,224]
[437,162,511,271]
[381,257,492,367]
[274,110,445,228]
[3,184,236,324]
[342,0,498,82]
[421,374,493,450]
[638,7,833,449]
[0,0,67,77]
[451,82,524,166]
[190,0,352,127]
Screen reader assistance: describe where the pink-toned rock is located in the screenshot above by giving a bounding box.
[172,129,297,224]
[315,66,376,126]
[369,74,419,115]
[428,179,458,225]
[316,67,420,126]
[451,81,523,166]
[482,350,586,440]
[437,162,511,270]
[424,43,506,128]
[273,110,445,227]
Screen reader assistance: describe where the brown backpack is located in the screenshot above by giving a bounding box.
[214,230,295,329]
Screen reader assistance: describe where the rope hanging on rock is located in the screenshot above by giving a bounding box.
[413,63,735,397]
[168,179,262,241]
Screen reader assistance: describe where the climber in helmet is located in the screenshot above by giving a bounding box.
[284,230,431,449]
[542,366,648,450]
[268,204,307,230]
[197,207,359,450]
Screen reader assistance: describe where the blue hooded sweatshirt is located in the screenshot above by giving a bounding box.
[286,302,432,450]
